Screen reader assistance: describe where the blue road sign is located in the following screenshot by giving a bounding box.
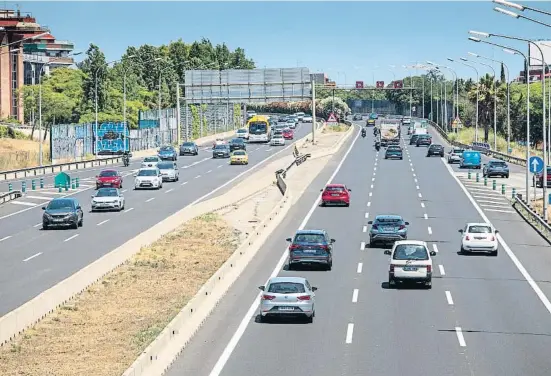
[529,156,544,174]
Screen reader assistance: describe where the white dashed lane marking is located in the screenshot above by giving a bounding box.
[357,263,363,273]
[428,227,432,235]
[345,323,354,344]
[445,291,454,305]
[23,252,42,262]
[438,264,446,275]
[455,327,467,347]
[352,289,359,303]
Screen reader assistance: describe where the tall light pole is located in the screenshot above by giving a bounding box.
[469,30,548,220]
[526,54,551,164]
[402,65,413,117]
[462,56,498,150]
[494,4,551,28]
[468,51,511,154]
[38,51,82,165]
[449,57,480,141]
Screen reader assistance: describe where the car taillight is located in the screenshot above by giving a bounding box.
[399,225,405,230]
[426,265,432,273]
[372,224,378,230]
[262,295,276,300]
[289,244,300,251]
[297,295,311,301]
[465,235,470,240]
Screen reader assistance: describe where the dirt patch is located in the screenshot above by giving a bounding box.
[0,138,50,171]
[0,212,241,376]
[530,198,551,219]
[322,123,350,133]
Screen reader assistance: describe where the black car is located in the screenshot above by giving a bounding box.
[416,134,432,147]
[42,197,83,230]
[409,134,420,145]
[385,145,403,159]
[426,144,444,157]
[179,142,199,156]
[212,144,231,158]
[229,138,246,152]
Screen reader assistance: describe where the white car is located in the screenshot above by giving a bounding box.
[157,161,179,182]
[459,222,499,256]
[402,117,411,125]
[270,134,286,146]
[385,240,436,289]
[303,115,313,123]
[295,112,305,121]
[236,128,249,140]
[448,148,465,164]
[91,187,125,212]
[134,167,163,190]
[212,139,227,148]
[141,156,161,169]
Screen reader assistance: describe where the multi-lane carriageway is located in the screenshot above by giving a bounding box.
[165,120,551,376]
[0,123,311,317]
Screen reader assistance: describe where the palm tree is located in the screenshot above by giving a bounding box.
[467,73,505,142]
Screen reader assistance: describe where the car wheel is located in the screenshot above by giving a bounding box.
[288,262,294,271]
[345,203,350,207]
[72,220,79,230]
[425,279,432,289]
[505,174,509,178]
[326,263,332,271]
[43,223,49,230]
[176,175,179,181]
[78,216,83,227]
[490,249,498,256]
[320,201,325,207]
[306,314,313,323]
[259,314,267,323]
[388,275,395,287]
[459,246,466,254]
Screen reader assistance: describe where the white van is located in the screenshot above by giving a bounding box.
[413,128,428,135]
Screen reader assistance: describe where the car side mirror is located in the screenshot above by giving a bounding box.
[430,251,437,256]
[41,206,46,210]
[368,221,373,224]
[91,195,94,198]
[458,229,464,233]
[258,286,265,291]
[348,189,352,192]
[133,174,137,177]
[330,238,336,243]
[405,221,410,225]
[286,238,292,242]
[495,230,499,233]
[384,250,391,255]
[320,189,323,192]
[311,287,318,292]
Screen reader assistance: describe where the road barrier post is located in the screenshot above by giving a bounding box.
[484,177,488,186]
[476,173,480,182]
[492,180,497,190]
[71,179,76,190]
[76,177,80,188]
[501,184,505,195]
[512,187,516,198]
[40,178,44,189]
[64,182,69,191]
[31,179,36,190]
[21,181,26,193]
[468,171,472,180]
[58,185,62,193]
[8,183,12,192]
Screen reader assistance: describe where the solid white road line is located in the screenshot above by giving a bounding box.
[64,234,79,242]
[360,242,366,250]
[11,201,36,206]
[146,197,155,203]
[23,252,42,262]
[0,235,12,242]
[443,161,551,319]
[445,291,454,305]
[97,219,110,226]
[357,262,363,273]
[455,327,467,347]
[352,289,359,303]
[362,225,367,233]
[207,126,361,376]
[345,323,354,344]
[438,264,446,275]
[181,181,188,186]
[423,213,428,219]
[421,202,425,208]
[123,207,134,213]
[428,227,432,235]
[433,244,439,253]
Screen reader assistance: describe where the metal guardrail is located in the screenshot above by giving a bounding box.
[0,190,22,205]
[512,195,551,244]
[427,119,527,167]
[275,153,311,195]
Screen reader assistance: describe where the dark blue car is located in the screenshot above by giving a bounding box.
[368,215,409,247]
[286,229,335,270]
[158,146,177,161]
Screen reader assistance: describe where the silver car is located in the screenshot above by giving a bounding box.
[91,187,125,212]
[157,161,179,182]
[258,276,317,323]
[447,148,465,164]
[270,134,285,146]
[141,156,161,168]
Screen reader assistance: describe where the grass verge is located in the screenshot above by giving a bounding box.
[322,123,350,133]
[446,127,534,160]
[0,138,51,171]
[0,212,240,376]
[530,198,551,220]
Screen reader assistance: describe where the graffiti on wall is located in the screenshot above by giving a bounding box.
[95,122,129,155]
[50,123,93,161]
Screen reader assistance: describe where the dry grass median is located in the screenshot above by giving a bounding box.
[322,123,350,133]
[0,212,240,376]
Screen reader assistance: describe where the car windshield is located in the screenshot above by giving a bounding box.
[468,225,492,233]
[157,162,174,170]
[453,149,464,153]
[249,122,267,134]
[96,189,118,197]
[144,157,158,162]
[233,151,246,156]
[182,142,195,147]
[47,199,74,210]
[294,233,325,243]
[237,129,246,133]
[375,217,401,224]
[393,244,429,260]
[99,170,117,177]
[160,147,172,152]
[325,186,345,192]
[387,146,401,151]
[489,161,507,167]
[214,145,228,150]
[138,169,157,176]
[267,282,305,294]
[231,138,244,144]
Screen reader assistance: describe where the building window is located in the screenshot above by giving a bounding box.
[11,52,18,118]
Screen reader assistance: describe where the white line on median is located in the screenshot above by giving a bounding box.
[428,227,432,235]
[365,212,369,219]
[345,323,354,344]
[64,234,79,242]
[146,197,155,203]
[369,192,372,197]
[23,252,42,262]
[218,165,223,168]
[445,291,454,305]
[439,264,445,275]
[418,192,422,198]
[416,185,420,190]
[360,242,365,250]
[206,170,212,174]
[370,184,374,189]
[97,219,110,226]
[195,175,201,179]
[352,289,359,303]
[455,327,466,347]
[357,262,363,273]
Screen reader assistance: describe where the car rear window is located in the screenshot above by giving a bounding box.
[157,162,174,169]
[375,218,401,223]
[387,146,401,151]
[182,142,195,147]
[160,147,173,151]
[144,157,158,162]
[393,244,429,260]
[294,234,325,243]
[453,149,464,153]
[231,138,244,144]
[214,145,228,150]
[267,282,305,294]
[489,161,507,167]
[99,170,117,177]
[468,225,492,233]
[96,189,118,197]
[325,186,345,192]
[233,150,246,156]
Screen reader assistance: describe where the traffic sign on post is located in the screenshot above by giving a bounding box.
[355,81,364,89]
[393,80,403,89]
[327,112,338,124]
[529,156,544,174]
[376,81,384,89]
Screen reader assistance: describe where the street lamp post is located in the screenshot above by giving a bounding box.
[449,57,480,141]
[463,56,498,150]
[428,61,459,122]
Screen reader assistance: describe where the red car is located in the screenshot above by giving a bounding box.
[320,184,351,206]
[96,169,123,189]
[282,128,294,140]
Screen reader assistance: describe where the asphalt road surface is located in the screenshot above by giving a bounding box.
[0,123,311,316]
[165,120,551,376]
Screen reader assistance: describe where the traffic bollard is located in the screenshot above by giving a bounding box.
[31,179,36,190]
[492,180,497,190]
[71,179,76,190]
[40,177,44,189]
[58,185,62,193]
[501,184,505,195]
[21,181,26,193]
[484,177,488,186]
[65,183,69,191]
[8,183,12,192]
[476,173,480,183]
[512,188,516,198]
[75,177,80,188]
[468,171,471,180]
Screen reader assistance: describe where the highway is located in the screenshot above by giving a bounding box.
[0,123,311,316]
[165,120,551,376]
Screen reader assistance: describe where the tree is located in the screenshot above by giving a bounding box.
[501,63,506,84]
[78,44,108,112]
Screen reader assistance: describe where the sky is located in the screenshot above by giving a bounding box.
[7,1,551,85]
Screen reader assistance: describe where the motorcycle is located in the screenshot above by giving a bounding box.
[375,142,381,151]
[361,129,366,138]
[122,153,131,167]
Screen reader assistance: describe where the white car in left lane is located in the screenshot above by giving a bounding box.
[459,222,499,256]
[134,167,163,190]
[91,187,125,212]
